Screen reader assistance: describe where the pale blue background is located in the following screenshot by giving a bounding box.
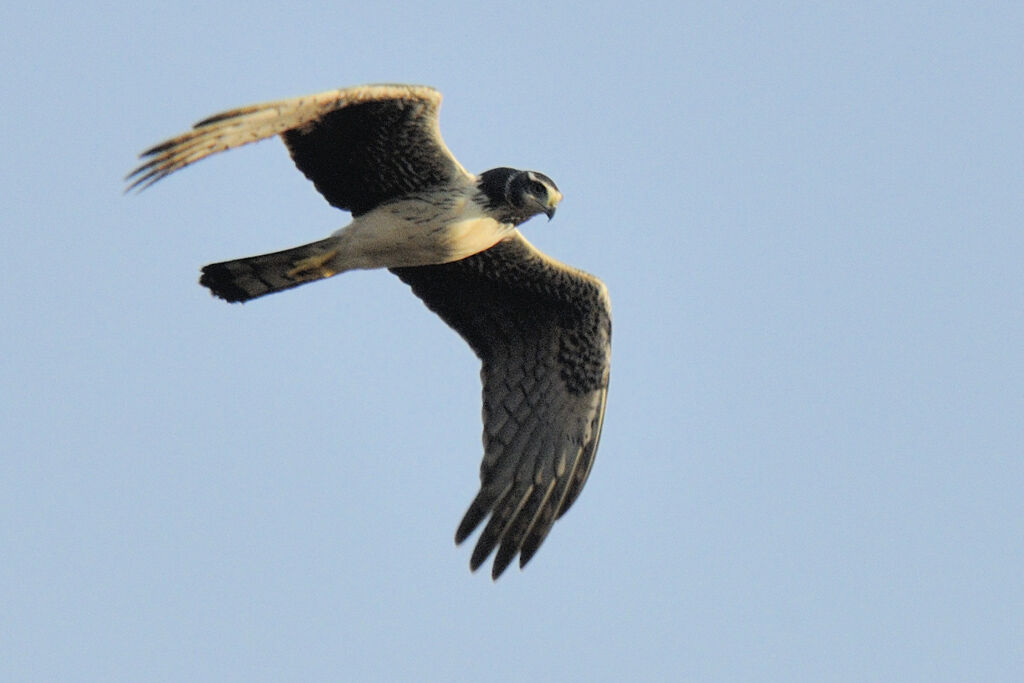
[3,2,1022,680]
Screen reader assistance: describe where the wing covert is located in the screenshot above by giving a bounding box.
[391,232,611,578]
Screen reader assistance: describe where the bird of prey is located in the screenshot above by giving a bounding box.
[127,84,611,578]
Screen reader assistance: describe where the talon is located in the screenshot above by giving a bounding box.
[287,249,339,279]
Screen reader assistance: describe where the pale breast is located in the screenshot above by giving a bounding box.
[332,189,513,270]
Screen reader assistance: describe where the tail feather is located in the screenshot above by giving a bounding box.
[199,237,341,303]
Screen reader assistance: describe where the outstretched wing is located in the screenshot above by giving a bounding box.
[391,232,611,578]
[126,84,472,215]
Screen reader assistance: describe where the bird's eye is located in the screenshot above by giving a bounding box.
[530,180,546,196]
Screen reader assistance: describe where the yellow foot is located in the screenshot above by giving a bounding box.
[287,249,339,280]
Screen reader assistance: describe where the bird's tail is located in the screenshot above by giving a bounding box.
[199,237,343,303]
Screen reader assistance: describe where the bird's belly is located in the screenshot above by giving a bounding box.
[437,215,514,261]
[334,199,513,269]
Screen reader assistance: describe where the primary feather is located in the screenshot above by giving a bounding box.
[129,84,611,577]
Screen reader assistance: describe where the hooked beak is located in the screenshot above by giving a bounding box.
[543,188,562,221]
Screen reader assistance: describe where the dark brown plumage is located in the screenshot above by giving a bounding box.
[128,84,610,577]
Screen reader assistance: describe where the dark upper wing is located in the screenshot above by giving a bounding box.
[391,232,611,579]
[126,84,471,215]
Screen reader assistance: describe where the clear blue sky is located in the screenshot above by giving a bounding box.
[3,2,1022,680]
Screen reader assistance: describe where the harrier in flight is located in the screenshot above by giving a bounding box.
[128,84,611,578]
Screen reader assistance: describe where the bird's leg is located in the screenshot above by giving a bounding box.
[286,248,340,279]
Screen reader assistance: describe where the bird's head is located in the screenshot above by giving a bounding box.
[509,170,562,221]
[478,167,562,225]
